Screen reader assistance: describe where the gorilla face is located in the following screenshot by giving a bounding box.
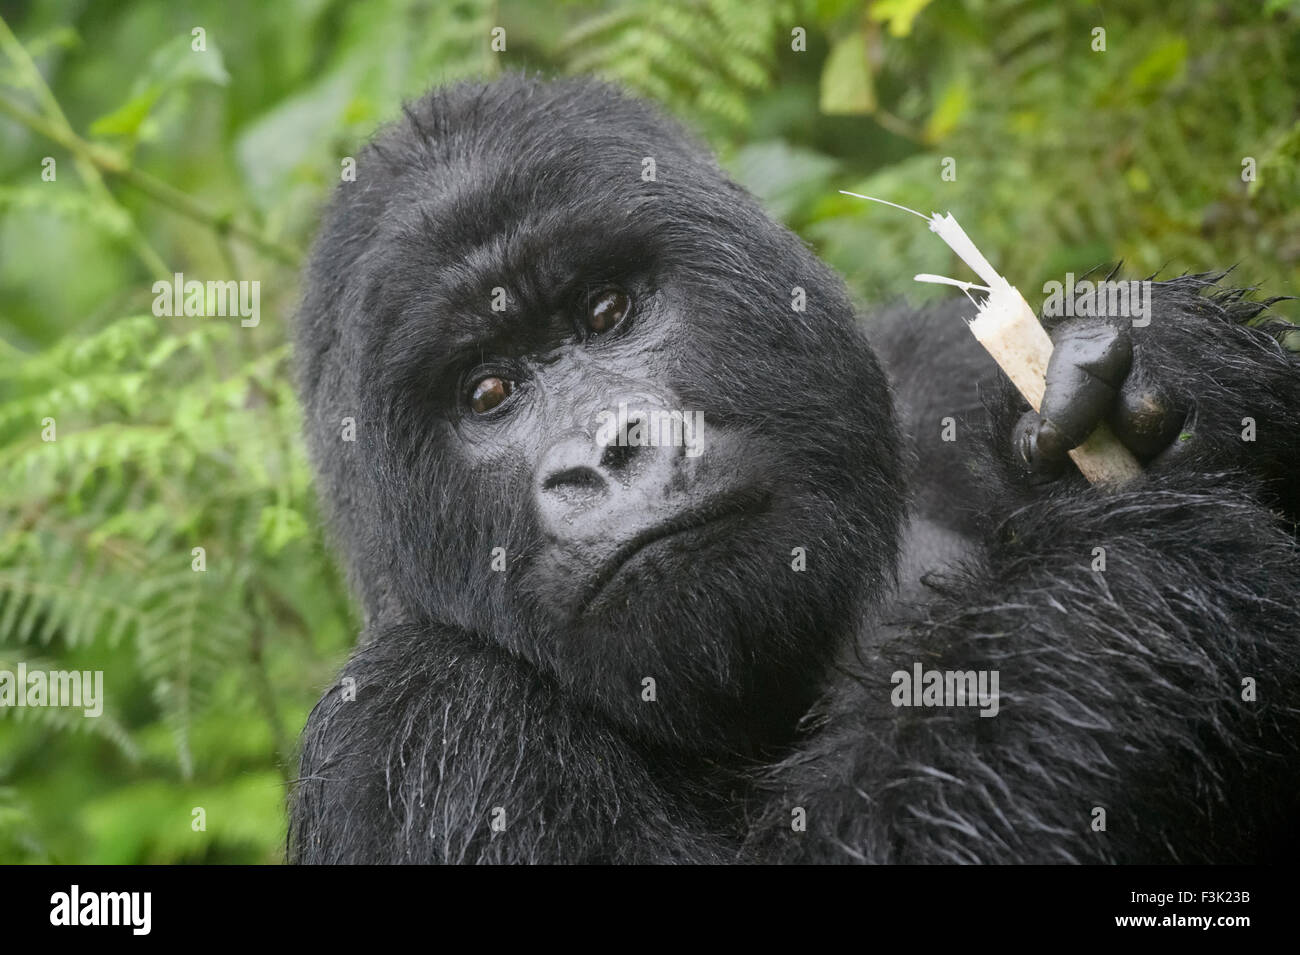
[298,77,903,745]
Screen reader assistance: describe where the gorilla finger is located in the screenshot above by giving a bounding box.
[1012,409,1068,483]
[1036,319,1134,455]
[1108,365,1187,460]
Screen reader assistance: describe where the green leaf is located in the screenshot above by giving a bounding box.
[1128,36,1188,93]
[924,75,969,142]
[90,33,229,139]
[820,30,875,115]
[870,0,935,38]
[257,505,310,555]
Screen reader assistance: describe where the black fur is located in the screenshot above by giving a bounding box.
[290,74,1300,864]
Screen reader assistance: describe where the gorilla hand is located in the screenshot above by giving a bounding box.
[1012,316,1185,482]
[1011,276,1299,507]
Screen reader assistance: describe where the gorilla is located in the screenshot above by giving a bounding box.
[289,74,1300,864]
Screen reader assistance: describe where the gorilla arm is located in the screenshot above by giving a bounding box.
[749,472,1300,863]
[748,278,1300,863]
[290,622,731,864]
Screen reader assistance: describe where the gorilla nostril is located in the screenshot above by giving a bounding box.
[599,440,638,472]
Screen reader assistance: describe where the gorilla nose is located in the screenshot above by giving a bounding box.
[536,409,685,542]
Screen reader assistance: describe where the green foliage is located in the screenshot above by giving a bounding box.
[556,0,796,131]
[90,32,230,143]
[0,309,354,860]
[1,0,1297,863]
[820,29,875,114]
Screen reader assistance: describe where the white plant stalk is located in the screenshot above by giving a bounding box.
[842,192,1143,486]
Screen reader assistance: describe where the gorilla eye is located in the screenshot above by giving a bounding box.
[586,288,631,334]
[469,375,514,414]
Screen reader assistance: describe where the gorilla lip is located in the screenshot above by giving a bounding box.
[576,489,768,616]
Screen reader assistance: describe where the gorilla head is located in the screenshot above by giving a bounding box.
[295,75,903,750]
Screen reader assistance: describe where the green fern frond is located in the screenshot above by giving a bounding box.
[559,0,792,130]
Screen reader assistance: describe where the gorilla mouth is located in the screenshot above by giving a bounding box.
[577,489,769,616]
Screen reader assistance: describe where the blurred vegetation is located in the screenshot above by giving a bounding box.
[1,0,1298,863]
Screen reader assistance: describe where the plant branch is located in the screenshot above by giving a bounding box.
[0,15,170,278]
[0,94,301,267]
[244,583,292,787]
[0,16,302,270]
